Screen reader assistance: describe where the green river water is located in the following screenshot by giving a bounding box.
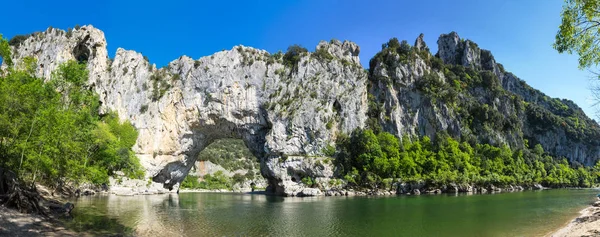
[66,189,598,236]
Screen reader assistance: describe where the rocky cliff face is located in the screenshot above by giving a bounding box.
[434,32,600,165]
[5,26,600,195]
[3,25,367,195]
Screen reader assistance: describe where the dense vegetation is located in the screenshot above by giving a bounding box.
[180,139,260,190]
[180,171,232,190]
[335,129,600,190]
[0,35,143,189]
[339,35,600,190]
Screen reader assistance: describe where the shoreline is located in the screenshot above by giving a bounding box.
[2,189,595,236]
[0,206,85,237]
[549,200,600,237]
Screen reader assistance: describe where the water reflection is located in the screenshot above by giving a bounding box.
[67,190,598,236]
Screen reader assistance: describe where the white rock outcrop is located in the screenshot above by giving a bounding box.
[5,26,600,195]
[3,25,367,195]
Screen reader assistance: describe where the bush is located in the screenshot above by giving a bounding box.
[301,176,314,187]
[322,144,336,157]
[232,173,245,184]
[199,171,232,190]
[180,175,201,189]
[8,35,28,47]
[397,40,412,55]
[139,104,148,113]
[283,45,308,71]
[313,47,334,61]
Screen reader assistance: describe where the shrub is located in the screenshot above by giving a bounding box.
[313,47,334,61]
[139,104,148,113]
[8,35,28,47]
[283,45,308,71]
[385,38,401,49]
[301,176,314,187]
[397,40,412,55]
[232,173,246,184]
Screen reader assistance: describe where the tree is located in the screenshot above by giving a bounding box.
[555,0,600,69]
[0,34,12,67]
[282,45,308,71]
[555,0,600,107]
[0,34,144,188]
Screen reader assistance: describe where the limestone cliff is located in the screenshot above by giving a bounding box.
[4,26,600,195]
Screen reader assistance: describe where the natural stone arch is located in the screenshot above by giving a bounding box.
[5,26,369,195]
[151,108,272,191]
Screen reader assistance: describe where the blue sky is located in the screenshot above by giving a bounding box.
[1,0,596,118]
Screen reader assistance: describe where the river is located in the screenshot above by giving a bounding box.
[65,189,597,236]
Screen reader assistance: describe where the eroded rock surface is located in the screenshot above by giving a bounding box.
[5,26,600,195]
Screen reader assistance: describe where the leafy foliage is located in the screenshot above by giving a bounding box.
[555,0,600,69]
[336,128,600,189]
[8,35,28,47]
[150,71,171,101]
[0,45,144,188]
[283,45,308,72]
[0,34,13,66]
[197,139,259,173]
[312,47,334,61]
[180,171,232,190]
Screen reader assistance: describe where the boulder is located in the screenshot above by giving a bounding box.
[425,189,441,194]
[63,202,75,214]
[446,184,458,193]
[82,189,95,196]
[458,184,473,193]
[298,188,322,197]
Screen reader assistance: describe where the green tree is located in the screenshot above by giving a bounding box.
[0,39,144,188]
[0,34,12,66]
[555,0,600,105]
[555,0,600,69]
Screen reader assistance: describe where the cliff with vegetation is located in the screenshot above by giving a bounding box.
[3,25,600,196]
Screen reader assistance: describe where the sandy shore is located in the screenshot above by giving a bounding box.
[550,203,600,237]
[0,206,89,237]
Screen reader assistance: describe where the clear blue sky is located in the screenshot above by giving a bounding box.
[1,0,596,118]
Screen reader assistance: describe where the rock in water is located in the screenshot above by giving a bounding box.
[63,202,74,214]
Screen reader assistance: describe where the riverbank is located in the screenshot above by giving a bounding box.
[550,200,600,237]
[0,206,85,237]
[0,184,90,237]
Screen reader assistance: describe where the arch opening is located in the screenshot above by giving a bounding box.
[72,35,91,63]
[179,138,267,191]
[151,115,272,191]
